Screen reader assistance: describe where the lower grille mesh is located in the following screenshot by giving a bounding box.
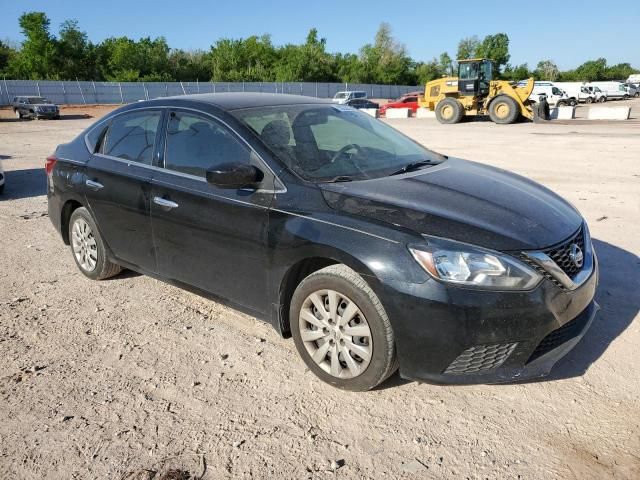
[444,343,517,374]
[527,313,590,363]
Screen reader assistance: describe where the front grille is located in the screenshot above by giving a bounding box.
[542,227,585,279]
[519,226,587,290]
[527,313,590,363]
[444,343,517,374]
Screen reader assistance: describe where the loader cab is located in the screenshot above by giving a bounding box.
[458,59,494,97]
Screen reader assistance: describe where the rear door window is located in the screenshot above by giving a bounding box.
[100,110,161,165]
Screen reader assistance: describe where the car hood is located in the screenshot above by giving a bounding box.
[319,158,583,251]
[33,103,57,108]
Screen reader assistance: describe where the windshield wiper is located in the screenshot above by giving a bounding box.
[388,160,435,176]
[322,175,354,183]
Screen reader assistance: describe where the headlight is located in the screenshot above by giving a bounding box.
[409,239,542,290]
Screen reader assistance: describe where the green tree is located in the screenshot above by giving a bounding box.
[534,59,559,81]
[502,63,530,81]
[56,20,94,79]
[457,36,480,60]
[12,12,57,79]
[476,33,510,73]
[359,23,414,84]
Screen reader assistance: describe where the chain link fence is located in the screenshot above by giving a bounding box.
[0,79,421,106]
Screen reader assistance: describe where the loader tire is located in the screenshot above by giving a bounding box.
[488,95,520,124]
[435,98,464,124]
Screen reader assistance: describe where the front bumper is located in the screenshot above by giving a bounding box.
[34,110,59,119]
[379,256,599,384]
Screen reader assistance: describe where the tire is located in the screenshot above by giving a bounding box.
[635,92,639,98]
[14,109,22,119]
[556,100,567,107]
[435,98,464,124]
[585,97,593,104]
[290,264,398,391]
[568,99,578,107]
[599,96,606,103]
[68,207,122,280]
[623,95,630,100]
[488,95,520,124]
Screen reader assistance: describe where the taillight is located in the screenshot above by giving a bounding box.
[45,155,57,175]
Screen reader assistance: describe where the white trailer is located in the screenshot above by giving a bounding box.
[626,74,640,84]
[588,82,629,100]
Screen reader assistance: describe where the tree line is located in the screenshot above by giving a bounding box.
[0,12,637,85]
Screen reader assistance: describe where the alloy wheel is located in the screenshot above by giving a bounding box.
[71,218,98,272]
[298,289,372,379]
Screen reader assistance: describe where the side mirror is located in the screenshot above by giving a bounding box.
[206,162,263,189]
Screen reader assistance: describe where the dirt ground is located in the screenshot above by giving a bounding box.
[0,104,639,479]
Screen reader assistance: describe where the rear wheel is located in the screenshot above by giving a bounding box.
[489,95,520,124]
[585,97,593,104]
[69,207,122,280]
[435,98,464,124]
[290,264,398,391]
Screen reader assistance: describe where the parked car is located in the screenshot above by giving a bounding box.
[379,92,421,116]
[11,96,60,120]
[332,91,367,104]
[623,83,639,97]
[345,98,379,109]
[0,159,4,195]
[47,93,599,391]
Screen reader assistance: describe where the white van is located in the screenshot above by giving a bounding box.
[519,81,570,106]
[583,84,607,102]
[332,91,367,104]
[589,82,628,100]
[554,82,598,103]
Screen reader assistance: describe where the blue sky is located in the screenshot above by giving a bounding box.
[1,0,638,70]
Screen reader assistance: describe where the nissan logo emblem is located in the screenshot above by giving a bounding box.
[569,244,584,269]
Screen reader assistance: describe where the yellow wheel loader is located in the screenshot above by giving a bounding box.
[418,58,536,124]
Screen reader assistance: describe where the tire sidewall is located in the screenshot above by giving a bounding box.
[68,207,109,280]
[290,270,393,391]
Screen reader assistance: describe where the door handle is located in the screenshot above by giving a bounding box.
[153,196,179,210]
[85,179,104,190]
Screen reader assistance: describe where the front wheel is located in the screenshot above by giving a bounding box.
[435,98,464,124]
[489,95,520,124]
[69,207,122,280]
[290,265,398,391]
[14,110,22,119]
[568,99,578,106]
[585,97,593,104]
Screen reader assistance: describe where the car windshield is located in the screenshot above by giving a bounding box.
[333,92,347,99]
[232,104,443,182]
[28,97,49,104]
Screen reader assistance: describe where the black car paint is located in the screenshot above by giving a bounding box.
[48,93,598,384]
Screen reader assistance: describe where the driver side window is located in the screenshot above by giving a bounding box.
[100,110,161,165]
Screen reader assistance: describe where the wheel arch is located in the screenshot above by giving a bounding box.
[275,250,384,338]
[60,199,84,245]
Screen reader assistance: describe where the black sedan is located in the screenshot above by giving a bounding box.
[47,93,598,391]
[345,98,380,109]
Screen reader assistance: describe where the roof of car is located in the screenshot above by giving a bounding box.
[163,92,331,110]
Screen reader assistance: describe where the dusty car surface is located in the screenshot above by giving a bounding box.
[46,93,598,391]
[12,96,60,120]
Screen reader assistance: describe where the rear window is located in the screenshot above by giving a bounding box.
[353,92,366,99]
